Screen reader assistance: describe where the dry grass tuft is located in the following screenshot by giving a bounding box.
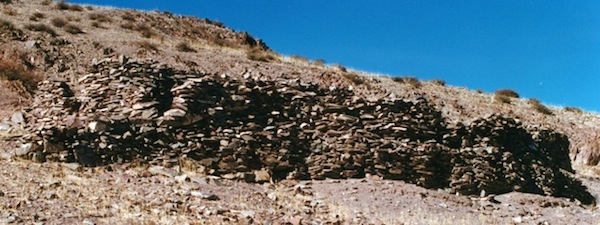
[120,22,135,30]
[63,24,84,34]
[343,72,364,85]
[0,57,40,92]
[175,41,196,52]
[121,12,137,22]
[290,55,309,63]
[137,41,159,52]
[25,23,57,36]
[495,89,520,98]
[3,7,17,16]
[51,17,67,27]
[88,13,111,23]
[393,76,422,88]
[246,48,276,62]
[430,79,446,86]
[55,1,83,11]
[564,106,583,114]
[527,99,553,115]
[29,12,45,21]
[313,59,326,66]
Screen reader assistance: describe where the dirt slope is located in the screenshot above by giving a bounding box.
[1,1,600,224]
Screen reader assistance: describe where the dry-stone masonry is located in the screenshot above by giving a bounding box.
[21,56,594,204]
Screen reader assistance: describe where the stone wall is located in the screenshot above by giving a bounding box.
[21,57,594,204]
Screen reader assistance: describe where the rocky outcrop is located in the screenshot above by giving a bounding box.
[20,56,594,204]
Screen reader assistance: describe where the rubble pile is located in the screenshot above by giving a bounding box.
[21,57,593,203]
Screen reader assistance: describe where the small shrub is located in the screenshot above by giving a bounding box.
[91,21,101,28]
[343,72,364,85]
[0,0,12,3]
[55,1,83,11]
[88,13,111,23]
[121,12,136,22]
[564,106,583,114]
[137,41,159,52]
[30,12,45,21]
[25,23,57,36]
[332,64,347,72]
[0,58,40,92]
[175,41,196,52]
[3,7,17,16]
[290,55,309,63]
[120,22,135,30]
[51,17,67,27]
[392,76,421,88]
[41,0,51,5]
[528,99,553,115]
[494,94,511,104]
[63,24,83,34]
[246,48,275,62]
[85,6,94,10]
[495,89,520,98]
[313,59,325,66]
[136,25,156,38]
[430,79,446,86]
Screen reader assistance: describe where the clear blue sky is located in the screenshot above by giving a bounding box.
[70,0,600,112]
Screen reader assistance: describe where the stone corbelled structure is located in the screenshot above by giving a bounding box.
[22,57,594,204]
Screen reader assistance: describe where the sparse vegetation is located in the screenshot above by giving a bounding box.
[0,0,12,4]
[246,48,275,62]
[41,0,51,5]
[29,12,45,21]
[120,22,135,30]
[494,94,511,104]
[137,25,156,38]
[51,17,67,27]
[290,55,309,63]
[137,41,159,52]
[25,23,57,36]
[528,98,553,115]
[430,79,446,86]
[343,72,364,85]
[175,41,196,52]
[3,7,17,16]
[63,24,83,34]
[564,106,583,114]
[88,13,111,23]
[495,89,520,98]
[55,1,83,11]
[392,76,422,88]
[0,57,40,92]
[332,64,347,72]
[313,59,325,66]
[121,12,136,22]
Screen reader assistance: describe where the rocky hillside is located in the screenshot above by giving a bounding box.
[1,1,600,222]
